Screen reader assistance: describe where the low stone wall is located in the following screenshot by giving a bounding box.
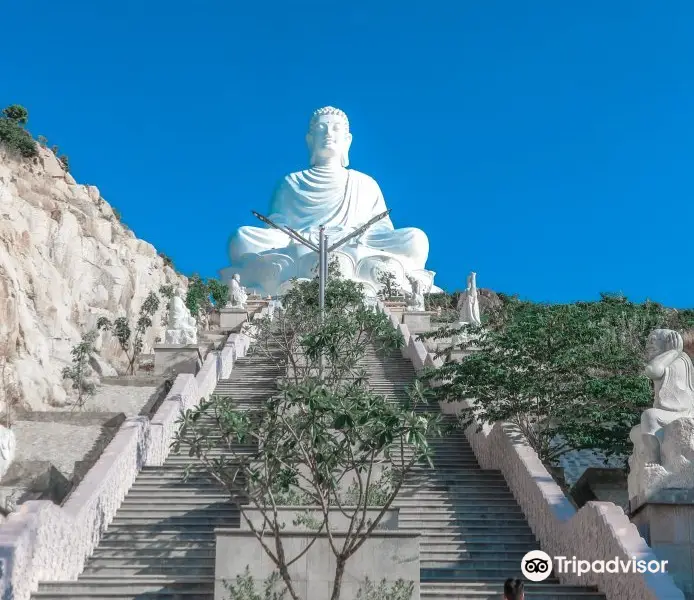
[374,300,685,600]
[214,529,420,600]
[0,330,252,600]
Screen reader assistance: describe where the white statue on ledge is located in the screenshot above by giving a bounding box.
[227,274,248,309]
[628,329,694,501]
[220,106,440,298]
[457,272,481,326]
[164,288,198,346]
[404,275,426,312]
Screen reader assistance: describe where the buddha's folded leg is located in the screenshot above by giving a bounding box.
[360,227,429,269]
[641,408,680,438]
[229,226,292,262]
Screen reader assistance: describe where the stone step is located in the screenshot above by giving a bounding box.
[114,507,238,518]
[93,546,214,557]
[108,516,236,527]
[99,530,216,540]
[398,505,524,515]
[82,563,214,576]
[422,565,557,579]
[34,577,213,596]
[421,540,539,551]
[402,526,535,536]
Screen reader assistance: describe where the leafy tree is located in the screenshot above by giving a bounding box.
[58,154,69,172]
[376,270,401,301]
[0,335,21,428]
[208,278,229,308]
[62,330,99,408]
[2,105,28,125]
[419,293,693,467]
[97,291,161,375]
[173,271,442,600]
[0,115,37,157]
[185,274,211,317]
[37,135,48,148]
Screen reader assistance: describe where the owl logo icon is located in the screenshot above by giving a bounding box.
[521,550,552,582]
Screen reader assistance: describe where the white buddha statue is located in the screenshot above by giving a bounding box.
[221,106,439,297]
[164,288,198,345]
[227,274,248,309]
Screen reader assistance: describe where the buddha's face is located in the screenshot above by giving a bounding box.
[307,114,352,166]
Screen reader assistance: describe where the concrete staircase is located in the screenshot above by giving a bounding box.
[31,343,607,599]
[361,349,607,600]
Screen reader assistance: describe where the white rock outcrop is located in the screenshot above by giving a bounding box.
[0,145,186,410]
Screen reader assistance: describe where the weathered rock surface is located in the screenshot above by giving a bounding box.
[0,145,185,410]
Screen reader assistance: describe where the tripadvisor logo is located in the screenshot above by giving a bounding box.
[521,550,669,581]
[521,551,553,582]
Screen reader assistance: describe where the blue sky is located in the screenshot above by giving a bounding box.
[2,1,693,307]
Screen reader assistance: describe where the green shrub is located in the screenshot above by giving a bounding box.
[0,118,37,158]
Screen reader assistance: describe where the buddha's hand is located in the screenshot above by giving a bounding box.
[665,331,683,353]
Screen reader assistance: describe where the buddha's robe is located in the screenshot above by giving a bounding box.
[229,166,428,268]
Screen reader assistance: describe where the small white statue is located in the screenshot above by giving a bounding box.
[164,288,198,345]
[404,276,426,312]
[0,425,16,481]
[227,274,248,309]
[628,329,694,502]
[631,329,694,464]
[456,271,481,326]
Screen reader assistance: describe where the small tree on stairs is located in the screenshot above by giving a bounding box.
[174,273,442,600]
[97,291,161,375]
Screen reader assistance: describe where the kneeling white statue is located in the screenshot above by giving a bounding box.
[221,106,440,298]
[164,288,198,346]
[628,328,694,502]
[227,274,248,309]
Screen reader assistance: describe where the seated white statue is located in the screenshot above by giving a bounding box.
[227,274,248,309]
[404,275,425,312]
[164,288,198,345]
[221,106,440,298]
[0,425,16,481]
[630,329,694,465]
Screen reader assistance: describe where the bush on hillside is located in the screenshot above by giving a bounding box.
[0,115,37,158]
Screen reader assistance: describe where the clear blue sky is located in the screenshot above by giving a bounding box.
[3,1,693,307]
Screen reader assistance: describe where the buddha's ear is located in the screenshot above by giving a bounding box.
[305,132,314,149]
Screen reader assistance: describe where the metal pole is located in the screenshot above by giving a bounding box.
[318,226,326,322]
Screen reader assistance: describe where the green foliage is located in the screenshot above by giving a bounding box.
[185,275,228,318]
[185,274,211,317]
[97,291,160,375]
[58,154,69,172]
[2,105,28,125]
[173,272,442,600]
[356,578,414,600]
[224,567,287,600]
[112,207,122,222]
[62,330,99,408]
[376,270,401,301]
[158,285,174,299]
[158,252,174,269]
[208,278,229,307]
[0,115,37,157]
[419,293,693,466]
[37,135,48,148]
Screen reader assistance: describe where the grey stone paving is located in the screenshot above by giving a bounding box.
[87,384,159,417]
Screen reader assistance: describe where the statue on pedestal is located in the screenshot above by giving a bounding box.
[221,106,440,298]
[457,272,481,326]
[628,328,694,501]
[404,275,426,312]
[227,274,248,309]
[164,288,198,345]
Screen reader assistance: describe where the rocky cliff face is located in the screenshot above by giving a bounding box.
[0,145,186,410]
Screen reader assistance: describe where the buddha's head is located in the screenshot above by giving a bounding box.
[307,106,352,168]
[232,273,240,282]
